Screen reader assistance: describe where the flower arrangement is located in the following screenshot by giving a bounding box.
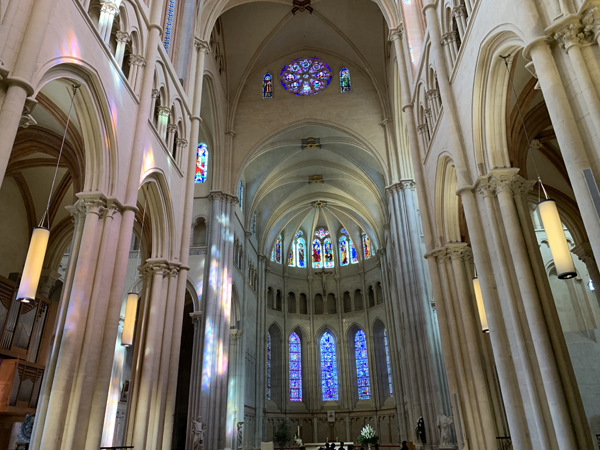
[294,435,305,450]
[357,424,379,447]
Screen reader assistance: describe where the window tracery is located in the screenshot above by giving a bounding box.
[313,228,333,268]
[280,57,332,96]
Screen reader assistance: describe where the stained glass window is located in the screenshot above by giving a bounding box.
[289,332,302,401]
[340,67,351,93]
[288,241,296,267]
[271,236,282,264]
[351,239,359,264]
[238,181,244,211]
[312,239,322,269]
[340,236,349,266]
[323,237,334,268]
[355,330,371,399]
[384,329,393,397]
[280,57,332,96]
[297,237,306,268]
[163,0,176,54]
[194,143,208,183]
[315,228,329,239]
[294,230,302,238]
[266,332,272,401]
[263,73,273,99]
[252,212,257,236]
[363,233,372,259]
[320,332,339,401]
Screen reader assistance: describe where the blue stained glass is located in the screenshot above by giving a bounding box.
[238,181,244,211]
[163,0,176,54]
[384,329,393,397]
[320,332,339,401]
[340,67,351,93]
[351,239,358,264]
[289,332,302,401]
[263,73,273,99]
[294,230,303,238]
[297,237,306,268]
[266,332,271,401]
[315,228,329,239]
[340,236,349,266]
[355,330,371,399]
[194,143,208,183]
[280,57,332,96]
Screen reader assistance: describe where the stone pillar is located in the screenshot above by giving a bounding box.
[225,329,244,450]
[157,106,171,140]
[166,123,178,154]
[254,255,268,447]
[447,244,497,450]
[0,0,59,188]
[552,22,600,144]
[175,138,188,167]
[115,31,130,67]
[31,195,121,450]
[128,55,146,91]
[186,311,204,450]
[37,268,61,298]
[98,1,119,42]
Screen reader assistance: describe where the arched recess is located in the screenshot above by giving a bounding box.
[288,325,310,405]
[231,284,241,329]
[316,325,340,403]
[435,155,466,245]
[373,319,394,404]
[266,323,283,410]
[346,323,372,406]
[191,216,208,247]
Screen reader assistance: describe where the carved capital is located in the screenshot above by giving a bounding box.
[167,123,178,133]
[452,5,466,18]
[116,31,130,43]
[157,106,171,117]
[100,1,119,15]
[554,23,590,51]
[245,231,252,239]
[190,311,203,328]
[426,89,440,100]
[417,124,429,134]
[129,55,146,67]
[151,88,160,99]
[582,7,600,39]
[175,138,188,148]
[194,39,210,54]
[400,180,416,191]
[19,106,37,129]
[388,25,404,42]
[572,242,595,266]
[446,243,472,262]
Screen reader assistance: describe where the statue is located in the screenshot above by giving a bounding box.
[436,412,454,448]
[415,416,426,445]
[192,417,207,450]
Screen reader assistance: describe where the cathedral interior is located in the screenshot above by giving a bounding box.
[1,0,600,449]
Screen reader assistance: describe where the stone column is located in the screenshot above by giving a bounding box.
[131,260,168,450]
[175,138,188,168]
[225,329,243,450]
[0,0,59,188]
[98,0,119,42]
[447,244,497,450]
[115,31,130,67]
[254,255,268,447]
[552,22,600,144]
[128,55,146,92]
[186,311,204,449]
[166,123,178,154]
[81,0,167,446]
[157,106,171,140]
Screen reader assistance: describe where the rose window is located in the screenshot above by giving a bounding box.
[280,57,332,96]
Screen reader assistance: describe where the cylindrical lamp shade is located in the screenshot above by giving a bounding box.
[472,277,489,333]
[537,199,577,279]
[17,227,50,303]
[122,292,139,347]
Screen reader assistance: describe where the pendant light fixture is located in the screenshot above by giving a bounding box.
[501,55,576,280]
[472,274,489,333]
[122,184,149,347]
[17,85,79,303]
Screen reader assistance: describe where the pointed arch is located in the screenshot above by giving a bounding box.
[340,66,351,93]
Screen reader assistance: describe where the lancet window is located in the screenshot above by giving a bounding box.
[194,143,208,183]
[266,332,272,400]
[362,232,373,259]
[313,228,333,269]
[384,329,393,396]
[289,231,306,268]
[163,0,176,54]
[340,67,351,93]
[263,73,273,99]
[340,229,358,265]
[320,332,339,401]
[355,330,371,399]
[238,181,244,210]
[289,332,302,401]
[271,235,282,264]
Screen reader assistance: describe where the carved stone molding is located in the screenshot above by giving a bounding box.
[190,311,203,328]
[194,39,210,54]
[167,123,177,133]
[582,7,600,39]
[572,242,595,266]
[417,124,429,134]
[446,243,472,263]
[157,106,171,118]
[100,1,119,15]
[175,138,188,148]
[553,22,590,51]
[129,55,146,67]
[19,106,37,129]
[426,89,440,100]
[388,25,405,42]
[140,259,169,278]
[115,31,130,43]
[151,88,159,99]
[400,179,416,191]
[452,5,467,18]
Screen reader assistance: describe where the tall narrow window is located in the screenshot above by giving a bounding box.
[312,239,322,269]
[289,332,302,401]
[266,332,272,400]
[163,0,176,54]
[288,241,296,267]
[340,67,351,93]
[252,212,257,236]
[384,329,393,396]
[271,236,282,264]
[238,181,244,211]
[296,235,306,269]
[263,73,273,99]
[362,232,372,259]
[195,143,208,183]
[339,236,349,266]
[323,237,334,268]
[355,330,371,399]
[341,229,358,264]
[320,332,339,401]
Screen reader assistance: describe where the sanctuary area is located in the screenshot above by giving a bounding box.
[0,0,600,449]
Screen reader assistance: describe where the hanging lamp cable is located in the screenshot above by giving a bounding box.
[499,54,548,203]
[39,84,80,228]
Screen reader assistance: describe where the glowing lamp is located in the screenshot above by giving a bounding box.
[472,277,489,333]
[536,199,576,279]
[121,292,139,347]
[17,227,50,303]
